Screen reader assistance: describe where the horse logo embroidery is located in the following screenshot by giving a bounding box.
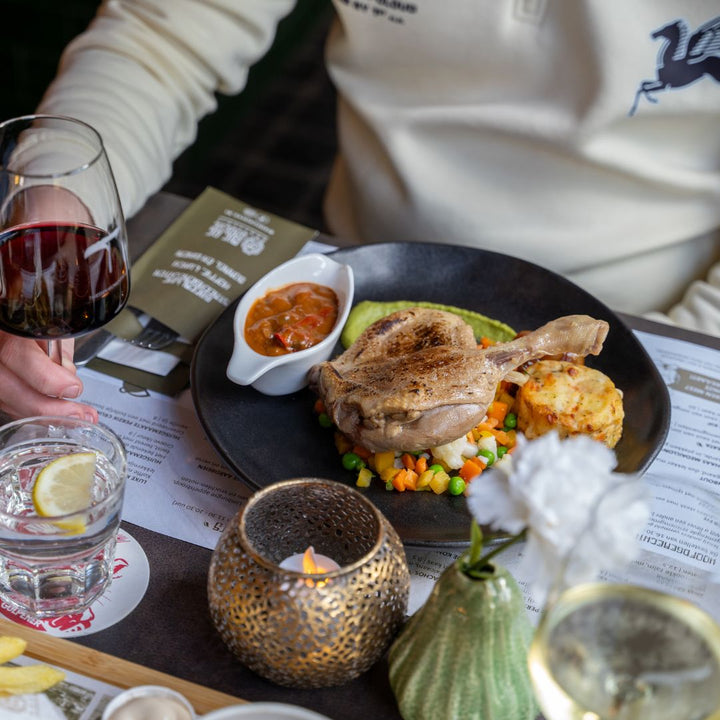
[629,15,720,116]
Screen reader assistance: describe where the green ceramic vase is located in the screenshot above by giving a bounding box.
[388,560,538,720]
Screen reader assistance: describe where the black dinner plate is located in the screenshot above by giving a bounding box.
[190,242,670,546]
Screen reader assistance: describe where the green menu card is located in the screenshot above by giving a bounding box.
[128,187,318,343]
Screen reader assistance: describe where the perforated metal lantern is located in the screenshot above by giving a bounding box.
[207,478,410,688]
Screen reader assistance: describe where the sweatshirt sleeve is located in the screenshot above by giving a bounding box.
[37,0,297,218]
[661,263,720,338]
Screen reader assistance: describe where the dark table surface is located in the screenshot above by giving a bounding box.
[69,191,720,720]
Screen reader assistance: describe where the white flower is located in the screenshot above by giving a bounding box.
[467,432,651,602]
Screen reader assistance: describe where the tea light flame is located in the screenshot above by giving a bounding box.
[280,546,340,575]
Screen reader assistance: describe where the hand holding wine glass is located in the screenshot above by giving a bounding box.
[0,114,130,418]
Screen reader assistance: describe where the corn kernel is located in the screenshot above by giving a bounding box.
[429,470,450,495]
[380,467,401,482]
[416,469,435,490]
[374,450,396,474]
[356,467,373,488]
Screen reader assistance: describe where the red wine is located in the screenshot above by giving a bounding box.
[0,223,129,338]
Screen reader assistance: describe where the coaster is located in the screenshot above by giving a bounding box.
[0,530,150,637]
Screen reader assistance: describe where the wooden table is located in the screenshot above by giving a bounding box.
[52,192,720,718]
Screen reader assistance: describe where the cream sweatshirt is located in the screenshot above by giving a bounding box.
[38,0,720,334]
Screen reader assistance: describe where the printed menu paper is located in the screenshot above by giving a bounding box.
[76,368,251,550]
[0,656,121,720]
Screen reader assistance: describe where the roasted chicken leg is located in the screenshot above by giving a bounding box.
[309,308,609,452]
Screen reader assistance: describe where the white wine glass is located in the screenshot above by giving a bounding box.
[0,114,130,363]
[528,474,720,720]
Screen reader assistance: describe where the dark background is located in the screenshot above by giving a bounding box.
[2,0,337,231]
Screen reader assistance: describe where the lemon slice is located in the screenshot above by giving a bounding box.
[32,452,96,518]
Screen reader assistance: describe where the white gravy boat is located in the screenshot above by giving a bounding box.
[226,253,354,395]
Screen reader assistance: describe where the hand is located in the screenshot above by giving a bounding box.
[7,184,93,226]
[0,331,99,422]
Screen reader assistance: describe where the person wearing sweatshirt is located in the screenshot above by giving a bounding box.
[2,0,719,419]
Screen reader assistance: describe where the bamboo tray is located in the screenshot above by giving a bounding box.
[0,617,244,715]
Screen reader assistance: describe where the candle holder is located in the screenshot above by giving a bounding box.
[207,478,410,688]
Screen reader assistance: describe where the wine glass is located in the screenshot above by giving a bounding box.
[528,474,720,720]
[0,114,130,364]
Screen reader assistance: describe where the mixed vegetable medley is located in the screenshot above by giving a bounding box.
[314,300,622,496]
[314,362,519,496]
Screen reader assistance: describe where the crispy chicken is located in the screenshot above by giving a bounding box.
[308,308,609,452]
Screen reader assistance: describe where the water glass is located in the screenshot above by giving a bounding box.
[0,416,127,618]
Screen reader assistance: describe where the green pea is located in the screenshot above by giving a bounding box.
[342,452,365,471]
[429,464,445,474]
[448,476,466,496]
[317,412,333,428]
[477,448,495,466]
[504,412,517,429]
[497,446,508,459]
[385,479,395,491]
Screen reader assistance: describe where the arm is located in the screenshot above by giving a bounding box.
[37,0,298,218]
[662,263,720,338]
[5,0,296,419]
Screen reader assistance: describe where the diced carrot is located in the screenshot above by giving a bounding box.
[400,453,416,470]
[392,469,408,492]
[352,445,372,460]
[459,458,483,482]
[475,419,499,433]
[415,456,428,474]
[480,336,494,348]
[492,429,511,446]
[313,398,326,414]
[487,401,509,423]
[403,469,419,491]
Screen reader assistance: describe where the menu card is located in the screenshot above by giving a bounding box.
[88,187,318,393]
[128,187,318,342]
